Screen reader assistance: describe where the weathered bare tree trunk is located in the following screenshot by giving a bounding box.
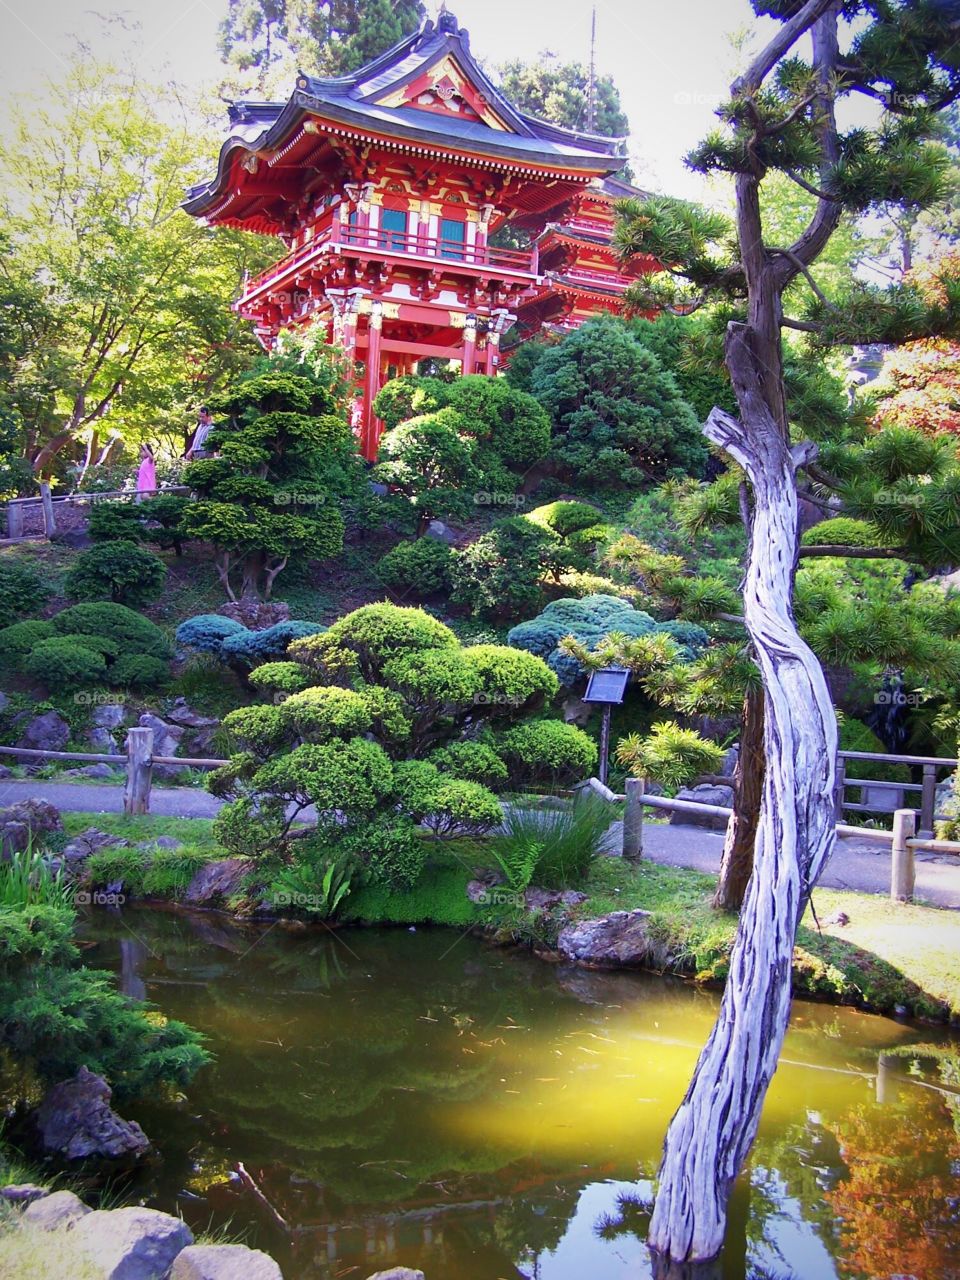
[647,375,838,1267]
[713,686,764,910]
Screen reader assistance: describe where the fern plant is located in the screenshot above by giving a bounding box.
[268,851,356,918]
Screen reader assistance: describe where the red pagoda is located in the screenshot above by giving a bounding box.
[185,10,651,460]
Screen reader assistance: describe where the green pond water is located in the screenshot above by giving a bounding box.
[76,909,959,1280]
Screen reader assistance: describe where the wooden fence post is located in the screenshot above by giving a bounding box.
[124,727,154,815]
[6,501,23,539]
[891,807,916,902]
[39,482,56,537]
[622,776,644,863]
[918,763,937,838]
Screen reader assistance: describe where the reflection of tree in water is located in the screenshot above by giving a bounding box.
[826,1048,960,1280]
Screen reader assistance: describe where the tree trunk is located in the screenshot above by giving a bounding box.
[713,685,764,910]
[647,385,837,1265]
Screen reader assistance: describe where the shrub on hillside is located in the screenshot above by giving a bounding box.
[89,496,191,555]
[23,637,107,691]
[176,614,247,655]
[0,562,52,629]
[65,540,167,607]
[508,594,708,686]
[376,538,454,598]
[341,816,427,890]
[247,661,313,697]
[451,517,565,621]
[530,315,707,486]
[428,741,509,789]
[0,603,171,691]
[176,614,325,670]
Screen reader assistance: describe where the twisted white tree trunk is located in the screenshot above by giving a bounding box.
[647,387,837,1268]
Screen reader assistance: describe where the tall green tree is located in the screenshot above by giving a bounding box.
[0,56,269,479]
[614,1,960,1267]
[496,54,629,137]
[219,0,426,89]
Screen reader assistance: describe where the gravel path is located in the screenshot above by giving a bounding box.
[4,778,959,908]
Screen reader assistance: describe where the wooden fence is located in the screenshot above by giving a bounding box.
[3,484,190,539]
[615,778,960,902]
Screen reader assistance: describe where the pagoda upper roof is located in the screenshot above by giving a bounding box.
[185,11,627,219]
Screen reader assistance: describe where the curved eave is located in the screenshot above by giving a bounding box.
[184,93,623,219]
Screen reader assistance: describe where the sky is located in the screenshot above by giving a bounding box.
[0,0,777,200]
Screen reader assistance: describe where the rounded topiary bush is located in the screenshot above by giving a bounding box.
[220,621,326,670]
[110,654,170,687]
[0,619,56,667]
[428,741,509,789]
[278,686,373,743]
[53,603,171,660]
[376,538,454,598]
[499,719,598,784]
[0,562,53,629]
[23,636,107,691]
[527,501,603,538]
[65,540,167,607]
[176,614,247,657]
[248,661,313,697]
[342,816,427,890]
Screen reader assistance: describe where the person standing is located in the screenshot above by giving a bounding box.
[185,406,215,460]
[135,443,156,502]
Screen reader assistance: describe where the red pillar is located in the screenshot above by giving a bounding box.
[461,314,477,376]
[361,303,383,462]
[484,330,501,375]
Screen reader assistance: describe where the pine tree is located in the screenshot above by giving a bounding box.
[613,1,960,1266]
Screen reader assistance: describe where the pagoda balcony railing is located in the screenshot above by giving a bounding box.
[240,214,539,306]
[557,264,635,291]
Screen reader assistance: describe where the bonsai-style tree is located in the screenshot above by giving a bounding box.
[614,2,960,1266]
[182,368,356,601]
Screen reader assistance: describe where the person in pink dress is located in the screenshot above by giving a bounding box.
[136,444,156,502]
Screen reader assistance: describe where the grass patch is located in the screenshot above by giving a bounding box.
[86,845,217,898]
[570,857,960,1021]
[60,812,219,849]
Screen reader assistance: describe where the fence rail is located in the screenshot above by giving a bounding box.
[3,484,191,539]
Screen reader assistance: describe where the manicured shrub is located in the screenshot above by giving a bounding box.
[0,562,52,629]
[428,741,509,789]
[0,619,56,666]
[530,314,707,485]
[176,614,247,656]
[374,407,478,526]
[254,738,395,817]
[22,637,106,691]
[419,779,503,837]
[278,685,373,743]
[342,816,427,890]
[499,719,598,784]
[527,501,603,538]
[222,703,287,752]
[801,516,887,549]
[248,661,313,697]
[464,644,559,710]
[291,604,457,683]
[64,540,167,607]
[507,594,708,686]
[382,647,481,715]
[220,620,326,670]
[376,538,454,597]
[52,603,170,659]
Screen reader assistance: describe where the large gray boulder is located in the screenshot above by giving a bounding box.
[558,909,655,969]
[72,1207,193,1279]
[86,727,120,753]
[35,1066,151,1162]
[0,799,63,859]
[167,699,219,731]
[62,827,129,869]
[17,709,70,752]
[21,1189,91,1231]
[92,703,127,730]
[184,858,248,906]
[668,783,733,830]
[170,1244,283,1279]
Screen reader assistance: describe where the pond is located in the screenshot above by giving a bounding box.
[77,909,959,1280]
